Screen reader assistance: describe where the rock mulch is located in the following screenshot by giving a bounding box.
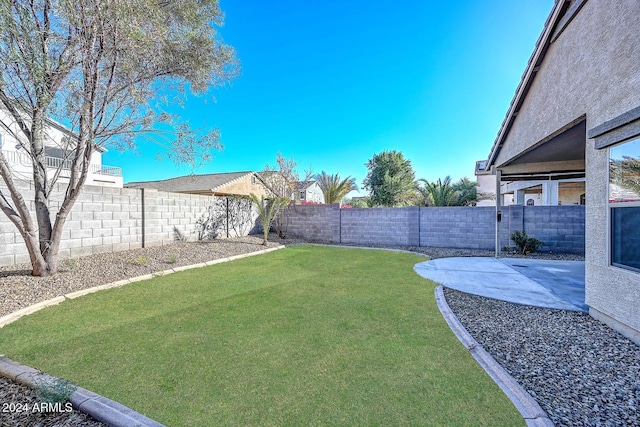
[444,288,640,427]
[0,376,106,427]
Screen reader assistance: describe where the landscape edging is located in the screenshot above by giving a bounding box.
[0,356,165,427]
[434,285,554,427]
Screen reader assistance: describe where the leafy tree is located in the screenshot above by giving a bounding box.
[0,0,238,275]
[315,171,358,205]
[362,150,417,207]
[249,194,290,246]
[418,176,479,206]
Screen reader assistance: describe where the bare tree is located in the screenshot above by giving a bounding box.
[258,153,313,238]
[227,195,254,237]
[0,0,238,275]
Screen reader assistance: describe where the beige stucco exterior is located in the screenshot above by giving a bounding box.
[213,174,271,198]
[488,0,640,342]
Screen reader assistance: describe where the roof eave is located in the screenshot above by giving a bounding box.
[486,0,570,170]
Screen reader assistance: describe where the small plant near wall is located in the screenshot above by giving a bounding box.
[133,256,150,266]
[510,230,544,254]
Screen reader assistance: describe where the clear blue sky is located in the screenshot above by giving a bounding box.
[105,0,554,196]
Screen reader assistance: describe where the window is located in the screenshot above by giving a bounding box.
[251,175,256,185]
[300,191,305,200]
[609,138,640,272]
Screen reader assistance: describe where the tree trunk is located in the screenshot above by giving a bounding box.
[31,107,55,275]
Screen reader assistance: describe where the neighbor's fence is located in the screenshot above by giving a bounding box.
[0,180,259,267]
[0,182,585,268]
[283,204,585,254]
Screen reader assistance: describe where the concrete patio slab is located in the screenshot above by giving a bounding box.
[414,257,586,312]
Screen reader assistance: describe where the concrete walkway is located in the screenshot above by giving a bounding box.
[414,257,586,312]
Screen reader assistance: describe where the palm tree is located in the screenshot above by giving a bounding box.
[452,177,479,206]
[418,176,478,206]
[315,172,358,205]
[249,194,291,245]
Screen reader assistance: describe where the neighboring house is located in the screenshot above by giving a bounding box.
[475,160,497,207]
[125,171,272,198]
[0,107,123,188]
[294,181,324,204]
[479,0,640,343]
[475,160,585,206]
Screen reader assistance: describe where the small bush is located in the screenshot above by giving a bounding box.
[133,256,150,266]
[35,378,77,404]
[510,230,543,254]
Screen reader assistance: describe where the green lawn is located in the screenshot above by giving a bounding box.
[0,246,523,426]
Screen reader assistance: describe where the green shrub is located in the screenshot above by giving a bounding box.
[133,256,150,266]
[510,230,544,254]
[35,378,77,404]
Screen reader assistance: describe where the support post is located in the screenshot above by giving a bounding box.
[226,197,230,238]
[141,188,145,248]
[494,168,502,257]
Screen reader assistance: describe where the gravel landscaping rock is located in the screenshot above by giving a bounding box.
[0,376,105,427]
[444,287,640,427]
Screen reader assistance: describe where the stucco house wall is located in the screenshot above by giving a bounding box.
[215,173,271,198]
[492,0,640,341]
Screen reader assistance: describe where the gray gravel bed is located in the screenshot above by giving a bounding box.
[0,376,106,427]
[443,287,640,427]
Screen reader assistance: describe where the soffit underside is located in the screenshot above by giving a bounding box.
[498,120,586,178]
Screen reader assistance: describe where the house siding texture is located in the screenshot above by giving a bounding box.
[493,0,640,340]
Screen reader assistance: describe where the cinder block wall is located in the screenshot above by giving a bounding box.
[421,207,495,249]
[0,183,586,268]
[341,207,419,246]
[281,204,585,254]
[523,206,585,254]
[283,203,340,243]
[0,182,256,267]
